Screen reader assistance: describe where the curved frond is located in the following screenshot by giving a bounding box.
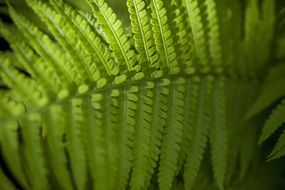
[158,78,185,189]
[259,100,285,144]
[268,129,285,160]
[5,7,72,89]
[51,0,119,77]
[209,77,227,190]
[0,0,282,189]
[183,0,209,65]
[19,114,49,190]
[0,121,28,189]
[127,0,159,70]
[0,56,47,106]
[43,105,73,190]
[115,88,136,189]
[205,0,222,65]
[184,76,213,190]
[149,0,179,74]
[130,84,153,189]
[87,0,137,71]
[172,1,194,70]
[25,0,97,84]
[65,98,88,190]
[82,93,109,189]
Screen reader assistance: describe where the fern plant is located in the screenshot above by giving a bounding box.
[0,0,284,189]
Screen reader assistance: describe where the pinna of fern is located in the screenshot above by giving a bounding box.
[0,0,284,190]
[247,7,285,160]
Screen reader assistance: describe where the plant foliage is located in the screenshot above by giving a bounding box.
[0,0,284,190]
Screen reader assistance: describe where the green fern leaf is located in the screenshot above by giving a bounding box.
[101,91,120,189]
[183,0,209,66]
[148,79,169,176]
[0,0,283,189]
[5,7,71,89]
[130,84,153,189]
[268,128,285,160]
[43,106,73,190]
[52,0,119,77]
[176,76,199,176]
[127,0,158,69]
[149,0,179,74]
[0,121,28,189]
[259,100,285,144]
[209,77,227,190]
[172,0,194,70]
[115,88,136,189]
[244,0,275,71]
[0,56,47,106]
[184,76,213,190]
[65,98,88,190]
[158,78,185,189]
[87,0,137,71]
[20,114,49,190]
[205,0,222,66]
[82,93,109,189]
[25,0,96,84]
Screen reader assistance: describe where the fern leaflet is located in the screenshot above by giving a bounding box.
[87,0,137,71]
[149,0,179,74]
[127,0,158,69]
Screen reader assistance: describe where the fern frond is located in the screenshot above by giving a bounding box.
[244,0,260,72]
[101,90,119,189]
[148,79,168,177]
[244,0,275,71]
[25,0,96,84]
[259,100,285,144]
[6,7,72,89]
[82,93,109,190]
[43,106,73,190]
[176,76,199,175]
[0,26,58,96]
[0,121,29,189]
[258,0,275,66]
[205,0,222,66]
[209,77,227,190]
[51,0,120,77]
[65,98,87,190]
[0,24,33,74]
[127,0,158,70]
[19,114,49,190]
[158,78,185,189]
[172,1,194,70]
[184,76,213,190]
[130,84,153,189]
[183,0,209,65]
[224,78,241,185]
[268,128,285,160]
[115,87,137,189]
[0,56,47,106]
[0,0,282,189]
[149,0,179,74]
[87,0,137,71]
